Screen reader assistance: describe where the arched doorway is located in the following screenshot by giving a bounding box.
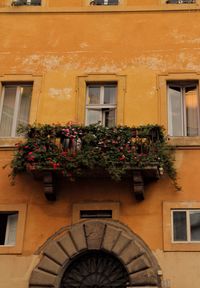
[29,220,162,287]
[61,250,129,287]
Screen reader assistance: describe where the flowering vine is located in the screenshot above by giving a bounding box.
[9,123,179,189]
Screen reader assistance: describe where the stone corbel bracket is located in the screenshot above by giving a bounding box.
[133,167,160,201]
[43,171,56,201]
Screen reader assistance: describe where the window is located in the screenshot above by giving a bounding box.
[168,81,199,136]
[0,82,32,137]
[72,202,119,223]
[163,202,200,251]
[166,0,195,3]
[80,210,112,219]
[0,212,18,246]
[86,83,117,127]
[90,0,119,5]
[11,0,41,6]
[172,210,200,242]
[0,204,26,254]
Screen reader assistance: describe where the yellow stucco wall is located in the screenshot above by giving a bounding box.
[1,3,200,288]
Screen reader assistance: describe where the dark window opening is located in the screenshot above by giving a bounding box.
[80,209,112,219]
[0,212,18,246]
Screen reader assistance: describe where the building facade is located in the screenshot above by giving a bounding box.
[1,0,200,287]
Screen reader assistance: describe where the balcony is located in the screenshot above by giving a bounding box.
[10,124,178,201]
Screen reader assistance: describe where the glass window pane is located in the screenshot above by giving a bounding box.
[168,86,183,136]
[87,86,101,105]
[30,0,41,5]
[173,211,187,241]
[104,108,115,127]
[17,85,32,128]
[104,85,116,104]
[108,0,118,5]
[4,213,18,246]
[87,109,102,125]
[0,86,17,137]
[190,211,200,241]
[185,86,199,136]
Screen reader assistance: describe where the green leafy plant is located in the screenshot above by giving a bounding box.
[9,123,180,190]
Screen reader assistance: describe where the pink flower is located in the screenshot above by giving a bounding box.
[119,155,125,161]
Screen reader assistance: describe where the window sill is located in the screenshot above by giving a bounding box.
[168,137,200,148]
[0,137,25,150]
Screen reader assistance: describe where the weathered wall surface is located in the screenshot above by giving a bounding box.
[1,4,200,288]
[1,11,200,125]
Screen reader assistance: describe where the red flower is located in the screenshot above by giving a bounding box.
[119,155,125,161]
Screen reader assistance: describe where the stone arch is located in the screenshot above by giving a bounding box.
[29,220,162,287]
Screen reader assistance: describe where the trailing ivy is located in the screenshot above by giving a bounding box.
[9,123,180,189]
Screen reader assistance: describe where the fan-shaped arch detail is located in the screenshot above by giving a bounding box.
[29,220,162,288]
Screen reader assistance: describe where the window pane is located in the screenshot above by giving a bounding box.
[87,109,102,125]
[104,85,116,104]
[4,213,18,246]
[168,86,183,136]
[190,211,200,241]
[30,0,41,5]
[87,86,101,104]
[104,108,115,127]
[185,86,199,136]
[108,0,118,4]
[0,86,17,137]
[17,85,32,128]
[173,211,187,241]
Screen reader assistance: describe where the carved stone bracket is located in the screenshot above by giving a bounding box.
[132,167,160,201]
[43,172,56,201]
[133,171,144,201]
[30,166,160,202]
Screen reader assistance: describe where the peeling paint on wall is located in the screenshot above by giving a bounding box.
[48,88,72,100]
[170,29,200,44]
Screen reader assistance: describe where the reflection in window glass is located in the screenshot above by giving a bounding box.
[168,81,199,136]
[104,108,115,127]
[104,86,116,104]
[190,211,200,241]
[185,86,199,136]
[168,86,183,136]
[86,83,117,127]
[17,85,32,127]
[87,86,101,105]
[87,109,101,125]
[0,83,32,137]
[0,86,17,137]
[173,211,187,241]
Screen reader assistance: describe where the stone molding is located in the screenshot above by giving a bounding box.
[29,220,162,287]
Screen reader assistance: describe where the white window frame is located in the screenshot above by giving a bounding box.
[0,83,32,137]
[11,0,41,6]
[90,0,119,5]
[171,209,200,243]
[167,81,200,136]
[86,83,117,127]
